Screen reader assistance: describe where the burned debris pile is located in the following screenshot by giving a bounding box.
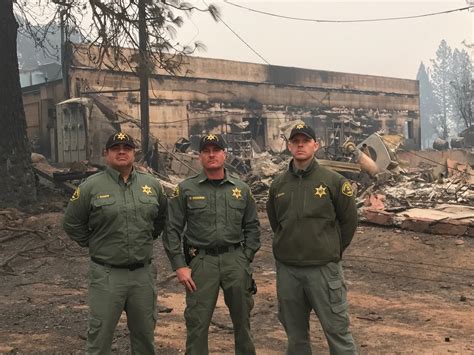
[166,130,474,237]
[31,128,474,237]
[359,151,474,236]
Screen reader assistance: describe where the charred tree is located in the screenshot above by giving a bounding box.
[0,0,37,208]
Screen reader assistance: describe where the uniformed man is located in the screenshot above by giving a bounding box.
[266,124,358,355]
[163,133,260,355]
[63,132,167,355]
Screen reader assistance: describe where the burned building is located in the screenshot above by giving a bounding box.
[22,44,419,164]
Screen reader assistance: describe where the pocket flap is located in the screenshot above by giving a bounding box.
[187,198,207,209]
[139,195,158,205]
[228,198,246,209]
[331,302,348,314]
[89,317,102,327]
[328,279,342,290]
[92,196,116,207]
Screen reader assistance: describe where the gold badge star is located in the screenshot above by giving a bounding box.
[116,132,127,140]
[142,185,152,195]
[296,124,305,129]
[314,185,327,198]
[206,134,217,141]
[232,187,242,199]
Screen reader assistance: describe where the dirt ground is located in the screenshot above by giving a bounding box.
[0,184,473,354]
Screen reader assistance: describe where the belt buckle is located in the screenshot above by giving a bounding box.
[189,246,198,258]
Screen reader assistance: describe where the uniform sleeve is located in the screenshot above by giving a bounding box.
[266,183,279,233]
[62,183,92,247]
[152,183,168,239]
[242,186,261,262]
[162,184,187,270]
[333,178,358,252]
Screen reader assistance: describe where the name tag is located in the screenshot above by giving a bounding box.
[189,196,206,200]
[98,194,110,199]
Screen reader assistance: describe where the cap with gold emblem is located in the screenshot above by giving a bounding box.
[199,133,227,151]
[105,132,136,149]
[289,123,316,141]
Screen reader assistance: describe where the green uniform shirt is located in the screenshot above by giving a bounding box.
[62,166,167,265]
[163,170,261,270]
[266,159,357,266]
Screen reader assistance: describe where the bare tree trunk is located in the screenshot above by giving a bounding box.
[139,0,150,156]
[0,0,37,208]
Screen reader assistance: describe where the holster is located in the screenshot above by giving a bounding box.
[183,237,199,265]
[250,276,257,295]
[183,237,191,265]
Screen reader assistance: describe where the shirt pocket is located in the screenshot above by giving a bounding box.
[228,198,246,225]
[91,195,117,218]
[138,195,159,220]
[186,198,208,210]
[186,197,209,230]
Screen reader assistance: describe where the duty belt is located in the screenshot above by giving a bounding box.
[91,257,151,271]
[189,243,241,257]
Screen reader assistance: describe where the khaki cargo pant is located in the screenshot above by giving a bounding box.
[86,260,157,355]
[185,248,255,355]
[276,261,357,355]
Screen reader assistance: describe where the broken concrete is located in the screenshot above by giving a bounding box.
[362,204,474,237]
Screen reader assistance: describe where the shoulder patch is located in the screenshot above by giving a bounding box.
[70,187,80,201]
[171,185,180,198]
[341,181,354,197]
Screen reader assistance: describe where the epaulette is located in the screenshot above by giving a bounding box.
[75,170,105,189]
[84,170,106,183]
[185,173,201,181]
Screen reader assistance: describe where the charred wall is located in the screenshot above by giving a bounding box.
[69,64,419,152]
[23,46,420,159]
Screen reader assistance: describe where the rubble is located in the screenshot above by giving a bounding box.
[32,153,83,194]
[360,154,474,236]
[357,133,399,173]
[32,152,177,196]
[251,152,285,178]
[161,129,474,238]
[433,138,449,151]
